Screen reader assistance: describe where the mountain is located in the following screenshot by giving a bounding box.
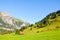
[0,12,29,34]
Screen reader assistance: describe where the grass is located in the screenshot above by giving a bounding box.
[0,29,60,40]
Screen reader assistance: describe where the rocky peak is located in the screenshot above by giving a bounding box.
[0,12,28,32]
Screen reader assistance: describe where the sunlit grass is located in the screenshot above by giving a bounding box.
[0,29,60,40]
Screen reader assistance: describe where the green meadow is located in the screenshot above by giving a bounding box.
[0,29,60,40]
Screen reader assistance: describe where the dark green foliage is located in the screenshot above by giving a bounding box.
[36,24,39,28]
[36,31,39,33]
[21,27,26,30]
[56,26,59,28]
[20,27,26,31]
[30,27,32,30]
[56,10,60,16]
[56,10,60,13]
[58,14,60,15]
[50,13,56,19]
[36,23,42,28]
[34,26,36,28]
[15,28,24,35]
[43,20,46,24]
[19,29,23,32]
[46,12,56,19]
[15,29,20,35]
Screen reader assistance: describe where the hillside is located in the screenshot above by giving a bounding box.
[34,10,60,28]
[0,12,28,34]
[20,10,60,34]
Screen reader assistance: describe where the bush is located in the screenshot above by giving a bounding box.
[36,31,39,33]
[36,24,41,28]
[22,27,26,30]
[50,14,56,19]
[55,26,59,28]
[34,26,36,28]
[30,27,32,30]
[15,29,20,35]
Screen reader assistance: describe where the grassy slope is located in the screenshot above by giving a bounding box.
[23,15,60,33]
[0,29,60,40]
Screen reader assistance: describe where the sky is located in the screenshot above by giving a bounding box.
[0,0,60,24]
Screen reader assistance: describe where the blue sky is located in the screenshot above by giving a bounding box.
[0,0,60,24]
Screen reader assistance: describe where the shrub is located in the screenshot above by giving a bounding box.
[19,27,26,32]
[50,14,56,19]
[36,24,41,28]
[55,26,59,28]
[22,27,26,30]
[15,29,20,35]
[36,31,39,33]
[30,27,32,30]
[34,26,36,28]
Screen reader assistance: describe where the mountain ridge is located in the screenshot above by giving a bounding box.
[0,12,29,34]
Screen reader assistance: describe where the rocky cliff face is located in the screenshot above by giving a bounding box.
[0,12,28,32]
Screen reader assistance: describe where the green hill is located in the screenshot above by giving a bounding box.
[34,10,60,28]
[19,10,60,34]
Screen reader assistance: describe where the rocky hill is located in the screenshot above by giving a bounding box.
[0,12,28,34]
